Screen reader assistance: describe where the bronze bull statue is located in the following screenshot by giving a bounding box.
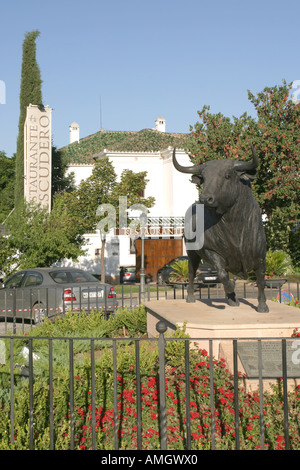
[173,144,269,313]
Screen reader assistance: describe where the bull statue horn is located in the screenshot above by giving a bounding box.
[172,148,204,174]
[233,142,259,173]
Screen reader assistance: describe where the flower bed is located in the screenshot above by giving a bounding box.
[0,308,299,450]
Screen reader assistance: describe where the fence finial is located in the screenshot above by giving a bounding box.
[156,320,167,334]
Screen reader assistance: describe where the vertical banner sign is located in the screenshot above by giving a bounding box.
[24,104,52,212]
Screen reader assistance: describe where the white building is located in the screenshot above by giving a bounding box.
[58,119,198,282]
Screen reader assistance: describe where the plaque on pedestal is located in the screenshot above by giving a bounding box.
[237,340,300,378]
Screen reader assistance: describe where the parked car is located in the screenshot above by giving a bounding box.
[0,267,118,323]
[195,260,220,286]
[156,256,220,286]
[120,266,136,284]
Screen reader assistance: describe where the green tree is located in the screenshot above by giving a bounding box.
[55,158,117,235]
[55,157,155,280]
[15,30,43,209]
[247,82,300,257]
[4,201,85,274]
[188,105,255,163]
[55,158,155,234]
[0,152,15,223]
[188,81,300,265]
[51,146,75,202]
[0,234,15,279]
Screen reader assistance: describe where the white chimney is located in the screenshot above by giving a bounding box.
[69,122,80,143]
[155,117,166,133]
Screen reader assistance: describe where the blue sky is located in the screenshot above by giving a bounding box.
[0,0,299,157]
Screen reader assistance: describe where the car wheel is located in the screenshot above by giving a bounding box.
[33,302,46,325]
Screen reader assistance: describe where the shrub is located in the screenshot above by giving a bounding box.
[265,250,293,278]
[169,260,189,283]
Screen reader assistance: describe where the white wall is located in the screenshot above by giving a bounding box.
[55,231,121,281]
[104,153,165,216]
[67,149,199,219]
[54,232,101,273]
[66,164,93,186]
[172,152,199,216]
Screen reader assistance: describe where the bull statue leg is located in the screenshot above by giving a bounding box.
[186,252,201,303]
[254,259,269,313]
[219,269,240,307]
[205,252,240,307]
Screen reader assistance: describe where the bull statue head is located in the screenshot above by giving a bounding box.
[173,143,259,214]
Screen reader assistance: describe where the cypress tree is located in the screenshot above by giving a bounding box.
[15,30,43,208]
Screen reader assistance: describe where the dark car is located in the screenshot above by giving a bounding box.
[195,260,220,286]
[0,267,118,323]
[157,256,220,286]
[120,266,136,284]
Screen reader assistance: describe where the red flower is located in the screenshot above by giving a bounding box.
[148,377,156,388]
[191,432,205,440]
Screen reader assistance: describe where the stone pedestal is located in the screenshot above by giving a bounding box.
[145,298,300,391]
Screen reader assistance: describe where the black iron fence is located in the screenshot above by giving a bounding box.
[0,280,299,334]
[142,279,300,304]
[0,323,300,450]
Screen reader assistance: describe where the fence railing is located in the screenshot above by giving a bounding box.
[0,280,299,334]
[0,322,300,450]
[140,279,300,304]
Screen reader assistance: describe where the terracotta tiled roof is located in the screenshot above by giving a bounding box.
[59,128,193,165]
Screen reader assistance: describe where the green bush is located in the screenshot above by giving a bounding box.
[169,260,189,283]
[265,250,293,277]
[26,304,147,339]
